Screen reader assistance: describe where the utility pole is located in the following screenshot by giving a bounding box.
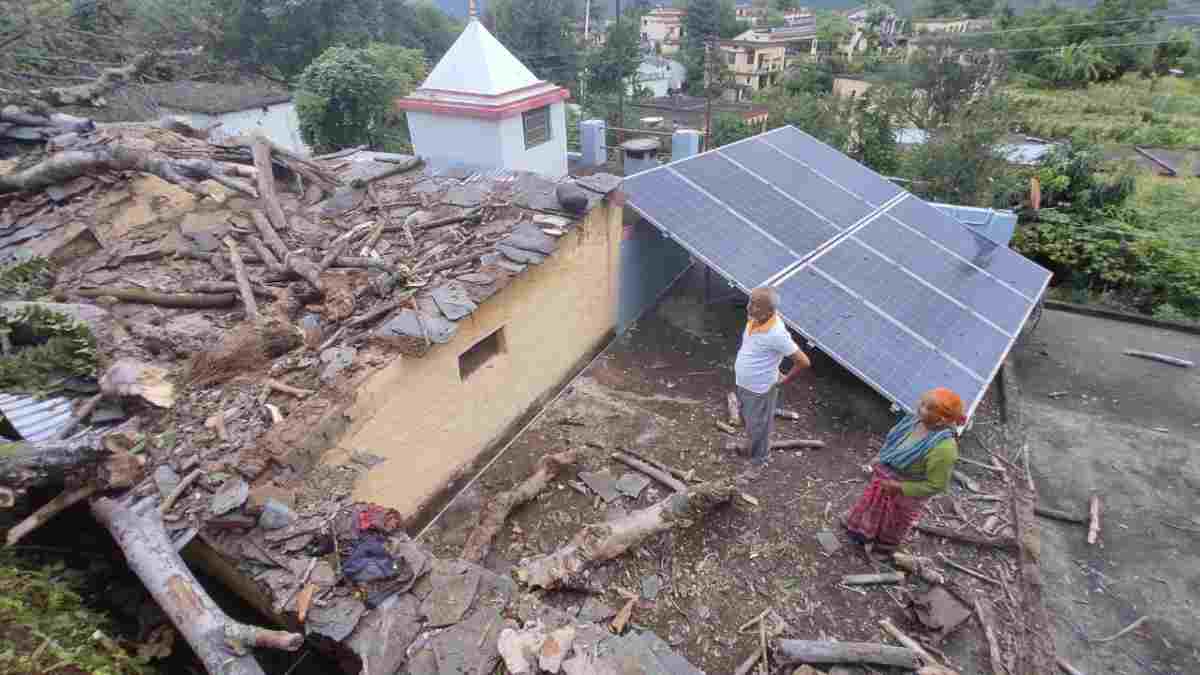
[584,0,591,44]
[703,36,714,151]
[616,0,624,131]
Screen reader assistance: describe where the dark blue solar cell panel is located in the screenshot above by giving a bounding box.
[777,267,966,411]
[854,218,1030,335]
[886,197,1051,300]
[763,127,904,207]
[811,238,1010,378]
[623,167,797,288]
[908,350,986,415]
[721,139,873,228]
[672,152,841,258]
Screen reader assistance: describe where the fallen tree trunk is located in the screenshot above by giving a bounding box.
[914,523,1017,551]
[75,287,235,308]
[252,137,289,235]
[92,497,302,675]
[223,237,260,321]
[514,480,733,590]
[0,144,249,196]
[773,640,919,669]
[612,451,687,492]
[25,51,153,107]
[0,435,109,496]
[1012,476,1057,675]
[461,448,581,563]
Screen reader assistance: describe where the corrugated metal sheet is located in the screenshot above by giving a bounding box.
[0,392,75,442]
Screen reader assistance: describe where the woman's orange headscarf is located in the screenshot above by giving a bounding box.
[921,388,966,427]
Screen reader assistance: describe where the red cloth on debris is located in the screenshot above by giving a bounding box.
[844,465,928,552]
[353,503,404,534]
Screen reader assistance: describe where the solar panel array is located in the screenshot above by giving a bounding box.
[621,126,1052,418]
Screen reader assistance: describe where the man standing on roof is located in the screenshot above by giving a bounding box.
[734,287,811,466]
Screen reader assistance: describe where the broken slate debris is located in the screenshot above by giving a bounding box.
[210,477,249,516]
[319,346,357,383]
[421,560,483,628]
[430,281,478,320]
[616,472,651,499]
[817,530,843,555]
[375,308,458,345]
[579,470,622,503]
[574,173,623,195]
[496,243,547,265]
[258,499,295,530]
[480,251,527,274]
[555,183,591,214]
[153,465,180,497]
[305,597,367,642]
[501,222,559,255]
[640,574,662,600]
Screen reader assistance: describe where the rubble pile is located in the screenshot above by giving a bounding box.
[0,123,653,674]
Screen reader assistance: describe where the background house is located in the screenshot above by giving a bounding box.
[631,56,687,97]
[641,8,686,55]
[138,81,306,153]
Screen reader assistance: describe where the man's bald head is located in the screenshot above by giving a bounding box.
[748,287,778,323]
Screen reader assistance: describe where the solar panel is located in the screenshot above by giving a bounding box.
[621,166,796,288]
[760,126,905,207]
[720,140,873,228]
[855,217,1030,334]
[884,197,1048,299]
[810,237,1011,379]
[775,267,985,409]
[672,151,841,257]
[621,125,1052,418]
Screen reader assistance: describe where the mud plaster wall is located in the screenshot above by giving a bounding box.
[342,198,623,518]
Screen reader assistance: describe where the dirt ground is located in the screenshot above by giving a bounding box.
[422,280,1026,675]
[1013,309,1200,675]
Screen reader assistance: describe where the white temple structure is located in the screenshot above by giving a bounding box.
[397,18,570,177]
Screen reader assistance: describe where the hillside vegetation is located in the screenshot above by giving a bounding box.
[1010,74,1200,148]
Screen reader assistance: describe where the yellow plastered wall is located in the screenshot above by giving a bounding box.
[343,198,622,518]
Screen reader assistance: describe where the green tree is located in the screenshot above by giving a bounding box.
[782,62,833,95]
[880,49,1002,130]
[1040,42,1112,87]
[296,46,390,151]
[814,11,850,49]
[901,93,1013,207]
[489,0,580,91]
[584,9,643,99]
[719,0,748,39]
[710,113,755,147]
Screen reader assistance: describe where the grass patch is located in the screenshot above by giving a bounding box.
[1008,74,1200,148]
[0,550,151,675]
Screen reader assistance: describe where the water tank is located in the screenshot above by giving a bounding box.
[621,138,661,176]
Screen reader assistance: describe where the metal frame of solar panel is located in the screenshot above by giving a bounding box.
[622,125,1052,419]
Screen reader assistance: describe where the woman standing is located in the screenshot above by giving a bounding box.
[843,388,965,554]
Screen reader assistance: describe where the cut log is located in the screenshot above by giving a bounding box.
[252,137,289,235]
[247,235,284,275]
[514,480,733,589]
[349,156,422,189]
[0,435,109,495]
[727,391,742,427]
[1011,471,1058,675]
[223,236,260,321]
[188,281,275,299]
[26,52,153,107]
[975,599,1005,675]
[1123,349,1193,368]
[420,252,483,274]
[842,572,905,585]
[1035,506,1087,525]
[92,497,302,675]
[54,392,103,441]
[405,210,480,232]
[732,649,761,675]
[616,446,694,484]
[773,640,919,669]
[250,211,289,266]
[6,483,98,546]
[880,618,939,667]
[1090,616,1148,643]
[1057,657,1086,675]
[159,469,201,514]
[892,553,946,585]
[461,448,581,563]
[75,287,235,308]
[914,523,1017,551]
[264,379,313,398]
[772,439,825,449]
[0,144,242,196]
[1087,495,1101,545]
[938,553,1001,586]
[611,451,687,492]
[715,420,738,435]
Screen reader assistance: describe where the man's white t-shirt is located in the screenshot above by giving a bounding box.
[735,317,800,394]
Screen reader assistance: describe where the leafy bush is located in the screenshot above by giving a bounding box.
[0,551,152,674]
[0,304,98,393]
[296,46,392,152]
[0,256,54,300]
[296,44,425,153]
